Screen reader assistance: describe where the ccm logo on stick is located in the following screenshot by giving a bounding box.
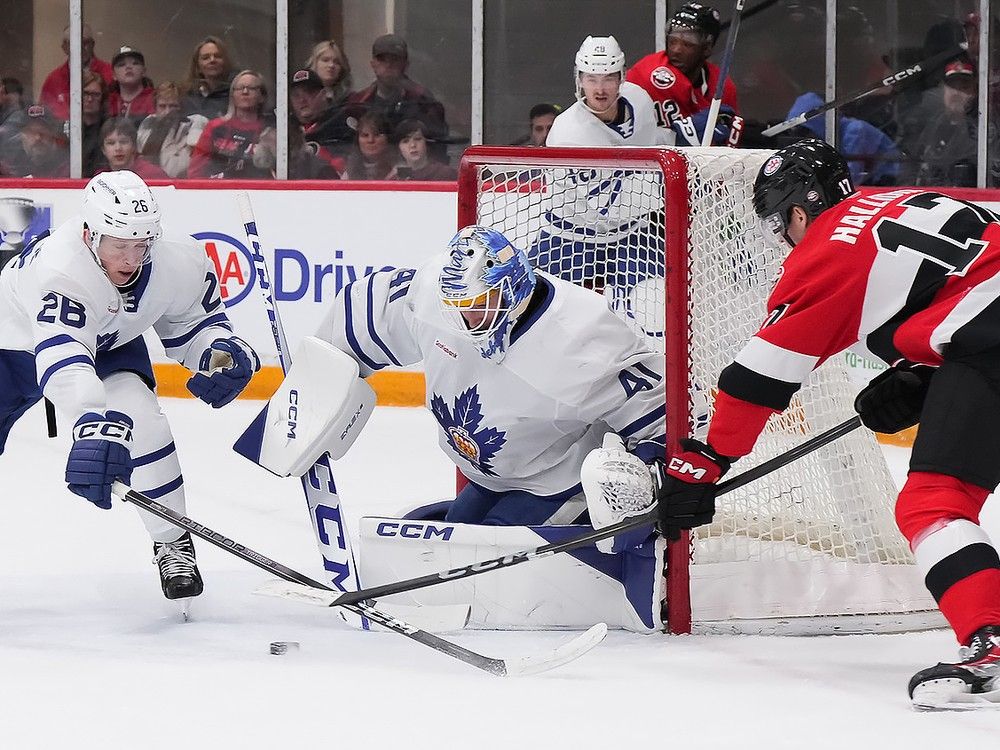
[668,457,708,480]
[376,522,454,541]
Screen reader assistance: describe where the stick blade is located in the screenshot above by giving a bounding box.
[501,623,609,677]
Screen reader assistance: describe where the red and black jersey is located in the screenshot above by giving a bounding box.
[708,189,1000,458]
[625,52,739,128]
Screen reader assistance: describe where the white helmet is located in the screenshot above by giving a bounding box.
[574,36,625,111]
[82,171,162,251]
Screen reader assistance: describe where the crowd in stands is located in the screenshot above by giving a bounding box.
[0,5,996,186]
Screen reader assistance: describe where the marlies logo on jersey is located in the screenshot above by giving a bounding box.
[763,156,783,176]
[430,387,506,476]
[651,67,676,89]
[193,231,257,307]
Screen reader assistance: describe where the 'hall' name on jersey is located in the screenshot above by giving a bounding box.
[829,189,919,245]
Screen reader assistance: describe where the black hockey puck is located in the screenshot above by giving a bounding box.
[269,641,300,655]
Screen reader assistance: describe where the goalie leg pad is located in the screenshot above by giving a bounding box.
[359,516,662,632]
[445,481,586,526]
[234,337,375,477]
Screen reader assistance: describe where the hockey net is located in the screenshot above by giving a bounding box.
[457,146,942,635]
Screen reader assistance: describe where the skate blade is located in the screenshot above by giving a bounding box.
[912,679,1000,711]
[179,598,194,622]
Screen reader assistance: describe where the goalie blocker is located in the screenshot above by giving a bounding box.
[234,337,376,477]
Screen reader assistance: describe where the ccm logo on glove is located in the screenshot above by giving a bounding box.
[667,457,711,480]
[73,421,133,442]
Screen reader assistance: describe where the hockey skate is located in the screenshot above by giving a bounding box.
[909,626,1000,710]
[153,531,204,601]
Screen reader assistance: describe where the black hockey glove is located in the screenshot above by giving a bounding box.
[654,438,732,540]
[854,362,935,434]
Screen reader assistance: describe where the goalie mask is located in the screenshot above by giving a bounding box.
[574,35,625,114]
[439,226,536,363]
[753,138,854,253]
[81,170,161,287]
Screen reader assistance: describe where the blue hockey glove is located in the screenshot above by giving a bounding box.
[672,106,744,147]
[66,410,134,509]
[186,336,261,408]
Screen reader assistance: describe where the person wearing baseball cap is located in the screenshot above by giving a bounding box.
[108,46,156,123]
[11,106,70,177]
[287,68,354,174]
[342,32,450,166]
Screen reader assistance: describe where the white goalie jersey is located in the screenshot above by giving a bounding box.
[317,256,666,497]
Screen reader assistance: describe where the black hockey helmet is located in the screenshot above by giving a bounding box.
[669,3,722,45]
[753,138,854,247]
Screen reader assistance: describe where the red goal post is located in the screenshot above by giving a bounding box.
[457,145,942,636]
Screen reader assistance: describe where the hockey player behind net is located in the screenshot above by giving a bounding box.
[310,225,668,629]
[0,171,260,603]
[655,138,1000,710]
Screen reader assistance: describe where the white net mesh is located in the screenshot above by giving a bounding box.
[464,146,941,634]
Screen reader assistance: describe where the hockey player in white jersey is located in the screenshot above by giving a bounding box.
[546,36,668,148]
[319,225,665,525]
[0,171,260,601]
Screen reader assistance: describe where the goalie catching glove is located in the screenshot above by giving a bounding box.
[854,361,934,435]
[581,433,657,554]
[186,336,261,408]
[655,438,731,540]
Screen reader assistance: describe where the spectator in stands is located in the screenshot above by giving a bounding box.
[188,70,272,179]
[106,46,156,124]
[137,82,208,179]
[252,121,342,180]
[627,3,739,130]
[510,103,561,146]
[82,70,108,177]
[306,40,353,104]
[389,119,456,181]
[96,117,168,180]
[289,68,353,173]
[1,78,26,113]
[784,92,900,186]
[181,36,236,120]
[39,23,114,121]
[528,103,560,146]
[903,58,997,188]
[343,34,449,157]
[7,106,69,178]
[341,111,395,180]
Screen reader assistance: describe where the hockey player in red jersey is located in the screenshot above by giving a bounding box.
[656,139,1000,710]
[626,2,741,144]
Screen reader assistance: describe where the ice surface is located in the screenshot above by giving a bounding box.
[1,400,998,748]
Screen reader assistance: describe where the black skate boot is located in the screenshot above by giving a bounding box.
[908,625,1000,710]
[153,531,204,600]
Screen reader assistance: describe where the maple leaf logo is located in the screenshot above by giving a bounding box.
[96,331,119,352]
[430,386,506,477]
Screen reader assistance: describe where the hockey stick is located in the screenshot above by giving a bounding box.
[110,481,607,676]
[44,398,57,438]
[719,0,778,31]
[236,192,364,604]
[701,0,746,146]
[762,45,967,137]
[281,416,864,609]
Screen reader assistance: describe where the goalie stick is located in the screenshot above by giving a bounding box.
[762,44,967,137]
[702,0,746,146]
[272,416,864,610]
[236,193,365,620]
[110,481,607,676]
